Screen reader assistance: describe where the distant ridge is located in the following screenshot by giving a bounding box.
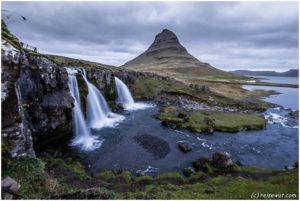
[122,29,232,79]
[230,69,299,77]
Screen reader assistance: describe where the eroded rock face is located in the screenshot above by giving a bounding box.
[2,40,35,158]
[20,55,73,150]
[1,39,73,157]
[85,67,145,110]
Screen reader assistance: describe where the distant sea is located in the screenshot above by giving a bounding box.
[243,76,299,110]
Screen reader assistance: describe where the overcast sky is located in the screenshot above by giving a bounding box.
[2,1,299,71]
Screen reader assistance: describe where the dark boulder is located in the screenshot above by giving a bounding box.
[203,117,215,134]
[288,110,298,119]
[177,112,188,119]
[183,167,195,177]
[204,187,215,194]
[161,121,177,129]
[192,155,211,172]
[211,152,234,169]
[1,176,21,199]
[294,161,298,169]
[193,84,210,92]
[177,142,192,153]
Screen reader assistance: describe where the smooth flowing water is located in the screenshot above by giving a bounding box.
[81,70,124,130]
[66,69,102,151]
[114,77,152,111]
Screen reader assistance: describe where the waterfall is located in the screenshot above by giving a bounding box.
[115,77,135,107]
[82,69,124,129]
[114,77,152,110]
[66,68,102,151]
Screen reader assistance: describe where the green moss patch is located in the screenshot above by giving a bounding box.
[205,75,250,81]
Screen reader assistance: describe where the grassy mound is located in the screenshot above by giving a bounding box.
[156,106,267,133]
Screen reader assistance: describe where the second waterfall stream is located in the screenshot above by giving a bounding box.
[81,69,124,129]
[114,77,152,110]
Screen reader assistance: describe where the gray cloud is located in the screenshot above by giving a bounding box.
[2,1,299,71]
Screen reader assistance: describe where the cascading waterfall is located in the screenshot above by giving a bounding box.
[114,77,152,110]
[82,69,124,129]
[66,68,102,151]
[115,77,135,106]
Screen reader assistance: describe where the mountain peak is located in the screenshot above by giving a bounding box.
[147,29,186,53]
[122,29,230,79]
[153,29,179,44]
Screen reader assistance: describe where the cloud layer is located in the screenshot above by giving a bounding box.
[2,2,299,71]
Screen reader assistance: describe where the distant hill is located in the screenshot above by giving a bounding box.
[122,29,233,81]
[230,69,299,77]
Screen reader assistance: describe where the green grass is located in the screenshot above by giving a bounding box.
[2,157,49,199]
[156,172,184,180]
[43,156,90,180]
[205,75,250,81]
[1,20,21,49]
[3,154,297,199]
[210,112,267,132]
[157,106,267,133]
[121,170,298,199]
[132,76,227,104]
[238,166,275,173]
[45,54,114,70]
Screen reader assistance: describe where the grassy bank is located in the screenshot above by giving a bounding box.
[2,153,297,199]
[122,169,298,199]
[156,106,267,133]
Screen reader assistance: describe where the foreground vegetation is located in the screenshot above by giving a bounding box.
[2,152,298,199]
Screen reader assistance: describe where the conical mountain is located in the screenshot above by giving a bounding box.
[122,29,231,80]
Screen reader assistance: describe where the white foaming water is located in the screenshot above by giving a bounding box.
[136,166,159,175]
[82,70,124,129]
[265,113,298,129]
[114,77,153,110]
[66,68,102,151]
